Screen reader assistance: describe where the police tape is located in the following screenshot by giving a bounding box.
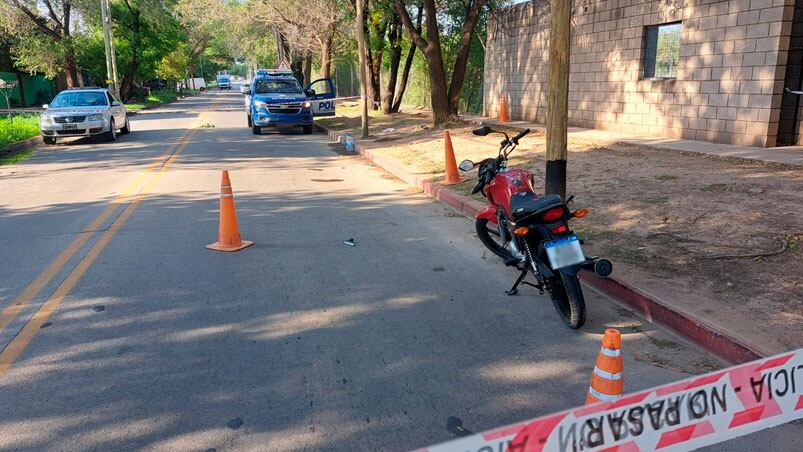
[414,348,803,452]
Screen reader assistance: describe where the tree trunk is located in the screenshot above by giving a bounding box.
[356,0,370,138]
[391,2,423,113]
[320,34,333,78]
[303,52,312,86]
[290,53,304,84]
[382,17,402,114]
[424,50,451,125]
[545,0,571,200]
[368,13,388,110]
[63,50,81,88]
[446,0,487,116]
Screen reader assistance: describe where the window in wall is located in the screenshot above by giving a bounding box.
[643,22,682,79]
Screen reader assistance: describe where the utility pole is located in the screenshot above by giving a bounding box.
[545,0,571,200]
[100,0,119,97]
[355,0,370,139]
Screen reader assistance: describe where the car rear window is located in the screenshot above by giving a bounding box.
[51,92,108,108]
[254,79,302,94]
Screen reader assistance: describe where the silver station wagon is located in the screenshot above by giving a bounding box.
[39,88,130,145]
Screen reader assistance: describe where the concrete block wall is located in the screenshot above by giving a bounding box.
[484,0,795,147]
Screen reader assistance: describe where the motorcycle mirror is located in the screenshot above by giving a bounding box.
[458,160,475,171]
[472,126,491,136]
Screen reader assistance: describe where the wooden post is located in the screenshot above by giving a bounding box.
[356,0,370,139]
[545,0,571,200]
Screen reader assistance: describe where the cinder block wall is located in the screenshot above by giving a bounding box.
[484,0,795,147]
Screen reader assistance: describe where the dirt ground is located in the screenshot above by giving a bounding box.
[319,105,803,354]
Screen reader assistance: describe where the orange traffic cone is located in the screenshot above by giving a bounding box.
[442,131,462,185]
[207,171,253,252]
[586,329,623,404]
[499,95,509,123]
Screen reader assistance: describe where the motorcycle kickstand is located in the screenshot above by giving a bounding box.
[506,268,545,296]
[506,269,528,296]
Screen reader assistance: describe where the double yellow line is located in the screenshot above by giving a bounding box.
[0,100,220,377]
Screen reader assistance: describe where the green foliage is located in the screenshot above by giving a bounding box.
[0,114,39,147]
[0,148,34,165]
[125,89,179,110]
[9,30,66,79]
[157,45,191,81]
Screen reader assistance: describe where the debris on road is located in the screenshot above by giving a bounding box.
[226,417,243,430]
[343,238,355,247]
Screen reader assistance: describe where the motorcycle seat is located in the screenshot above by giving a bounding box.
[509,193,563,222]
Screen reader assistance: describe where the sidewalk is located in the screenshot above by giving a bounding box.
[465,115,803,167]
[318,106,803,362]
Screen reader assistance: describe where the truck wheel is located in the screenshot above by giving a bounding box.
[252,124,261,135]
[302,125,313,134]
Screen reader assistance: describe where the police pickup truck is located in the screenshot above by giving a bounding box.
[242,69,335,135]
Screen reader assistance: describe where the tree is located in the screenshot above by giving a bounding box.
[384,1,421,113]
[1,0,86,87]
[395,0,487,124]
[356,0,370,138]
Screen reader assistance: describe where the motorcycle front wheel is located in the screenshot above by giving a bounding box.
[475,218,514,261]
[547,273,586,329]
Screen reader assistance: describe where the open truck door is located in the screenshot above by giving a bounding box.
[305,78,336,117]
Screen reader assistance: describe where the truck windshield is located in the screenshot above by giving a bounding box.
[254,79,302,94]
[51,91,108,108]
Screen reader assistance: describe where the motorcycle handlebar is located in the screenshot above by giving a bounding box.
[511,128,530,144]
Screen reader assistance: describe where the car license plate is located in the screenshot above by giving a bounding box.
[63,124,77,130]
[545,235,585,269]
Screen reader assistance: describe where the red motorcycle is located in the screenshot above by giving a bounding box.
[459,126,612,328]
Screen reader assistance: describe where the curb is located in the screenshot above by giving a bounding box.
[320,125,766,364]
[0,135,42,157]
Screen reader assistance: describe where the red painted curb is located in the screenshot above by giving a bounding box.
[320,125,765,364]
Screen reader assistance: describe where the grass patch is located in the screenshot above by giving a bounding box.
[125,89,191,111]
[0,114,40,147]
[0,148,34,165]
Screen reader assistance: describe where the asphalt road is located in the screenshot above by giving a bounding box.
[0,93,798,450]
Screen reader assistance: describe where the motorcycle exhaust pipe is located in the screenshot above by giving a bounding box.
[581,257,613,277]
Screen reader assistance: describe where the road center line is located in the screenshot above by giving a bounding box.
[0,100,219,353]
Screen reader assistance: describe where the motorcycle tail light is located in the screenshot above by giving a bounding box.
[551,225,568,234]
[542,207,564,222]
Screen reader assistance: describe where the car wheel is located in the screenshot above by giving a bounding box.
[106,118,117,142]
[252,124,261,135]
[43,136,56,145]
[120,116,130,135]
[247,114,252,128]
[302,125,313,134]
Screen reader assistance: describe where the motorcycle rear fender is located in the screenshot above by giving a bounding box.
[477,205,498,224]
[559,265,582,277]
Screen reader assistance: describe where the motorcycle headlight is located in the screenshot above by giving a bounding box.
[254,100,268,109]
[303,101,311,109]
[87,114,104,121]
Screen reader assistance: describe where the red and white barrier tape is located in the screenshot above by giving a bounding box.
[415,348,803,452]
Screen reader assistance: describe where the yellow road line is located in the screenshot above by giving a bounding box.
[0,101,219,375]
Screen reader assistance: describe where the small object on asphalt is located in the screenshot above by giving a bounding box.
[311,178,344,182]
[93,305,105,312]
[433,267,445,272]
[342,378,348,384]
[343,238,355,247]
[446,416,473,437]
[226,417,244,430]
[41,322,52,329]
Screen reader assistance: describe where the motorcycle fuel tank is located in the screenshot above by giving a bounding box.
[485,168,535,217]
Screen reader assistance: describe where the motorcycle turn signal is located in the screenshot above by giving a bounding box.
[572,208,589,218]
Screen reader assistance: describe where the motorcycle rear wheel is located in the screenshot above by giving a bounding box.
[475,218,513,260]
[547,273,586,329]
